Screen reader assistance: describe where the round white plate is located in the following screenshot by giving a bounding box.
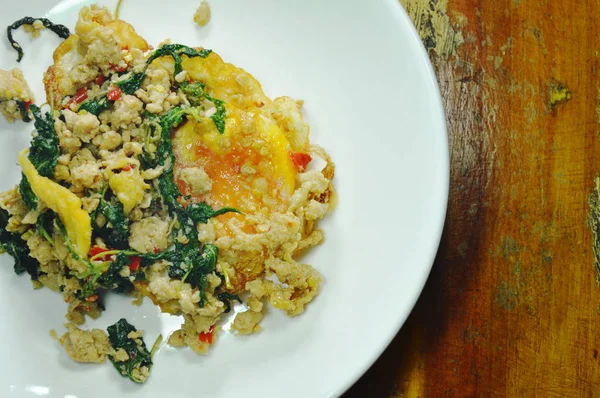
[0,0,448,397]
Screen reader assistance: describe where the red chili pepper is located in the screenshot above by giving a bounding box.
[89,246,112,261]
[95,74,106,85]
[86,294,99,302]
[72,87,88,104]
[198,325,215,344]
[110,63,127,73]
[107,87,122,101]
[129,256,141,271]
[23,100,32,111]
[289,152,312,172]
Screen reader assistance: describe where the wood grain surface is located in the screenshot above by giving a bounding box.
[345,0,600,396]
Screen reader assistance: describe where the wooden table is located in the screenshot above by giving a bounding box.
[345,0,600,396]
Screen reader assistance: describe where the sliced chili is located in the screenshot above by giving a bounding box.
[289,152,312,172]
[95,74,107,85]
[129,256,141,271]
[198,325,215,344]
[107,87,122,101]
[89,246,112,262]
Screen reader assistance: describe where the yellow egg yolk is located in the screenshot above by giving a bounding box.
[172,113,297,216]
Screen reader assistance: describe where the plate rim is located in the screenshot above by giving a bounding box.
[331,0,449,396]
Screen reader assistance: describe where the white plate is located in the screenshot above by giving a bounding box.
[0,0,448,397]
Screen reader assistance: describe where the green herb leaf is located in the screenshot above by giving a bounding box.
[107,318,153,384]
[97,252,134,293]
[183,244,217,284]
[216,292,242,313]
[187,202,240,224]
[167,261,186,279]
[180,81,207,105]
[36,210,56,245]
[20,105,60,211]
[0,208,40,280]
[139,117,162,169]
[209,96,226,134]
[17,100,31,122]
[115,72,145,95]
[146,44,212,76]
[117,44,212,95]
[77,278,99,301]
[55,218,82,262]
[165,243,218,306]
[93,193,129,250]
[180,82,226,134]
[7,17,70,62]
[78,95,113,116]
[19,174,37,210]
[29,105,59,178]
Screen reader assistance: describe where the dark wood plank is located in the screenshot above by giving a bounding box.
[345,0,600,396]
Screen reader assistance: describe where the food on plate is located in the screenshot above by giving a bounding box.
[0,68,34,122]
[194,1,211,27]
[105,318,154,383]
[0,5,335,383]
[58,323,111,364]
[57,318,155,384]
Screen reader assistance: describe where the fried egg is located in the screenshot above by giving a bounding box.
[173,53,308,217]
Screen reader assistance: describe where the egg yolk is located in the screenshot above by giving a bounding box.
[172,112,297,216]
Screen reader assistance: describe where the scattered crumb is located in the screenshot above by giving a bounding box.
[22,20,46,38]
[232,309,264,334]
[194,1,211,27]
[58,323,110,363]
